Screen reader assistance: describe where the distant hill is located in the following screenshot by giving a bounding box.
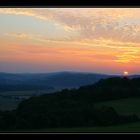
[128,75,140,79]
[0,71,114,91]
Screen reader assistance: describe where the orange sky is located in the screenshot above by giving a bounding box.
[0,8,140,74]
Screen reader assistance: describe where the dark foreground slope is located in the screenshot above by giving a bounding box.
[0,77,140,130]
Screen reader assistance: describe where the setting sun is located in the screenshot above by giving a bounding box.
[123,71,129,76]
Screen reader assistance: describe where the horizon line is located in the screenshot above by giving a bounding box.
[0,70,140,76]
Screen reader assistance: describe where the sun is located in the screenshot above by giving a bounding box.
[123,71,129,76]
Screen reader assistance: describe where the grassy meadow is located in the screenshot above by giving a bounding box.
[96,97,140,117]
[3,121,140,133]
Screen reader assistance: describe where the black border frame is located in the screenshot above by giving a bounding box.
[0,0,140,6]
[0,1,140,136]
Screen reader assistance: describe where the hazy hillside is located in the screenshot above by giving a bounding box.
[0,71,112,91]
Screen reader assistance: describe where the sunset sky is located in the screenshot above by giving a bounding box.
[0,8,140,74]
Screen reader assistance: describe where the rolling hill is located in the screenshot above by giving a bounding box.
[0,71,113,91]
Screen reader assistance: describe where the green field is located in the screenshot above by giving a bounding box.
[2,121,140,133]
[0,96,20,111]
[95,97,140,117]
[32,122,140,132]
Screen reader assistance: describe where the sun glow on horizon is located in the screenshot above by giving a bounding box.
[123,71,129,76]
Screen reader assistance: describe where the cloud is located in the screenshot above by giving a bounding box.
[5,32,32,39]
[2,8,140,64]
[1,8,140,39]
